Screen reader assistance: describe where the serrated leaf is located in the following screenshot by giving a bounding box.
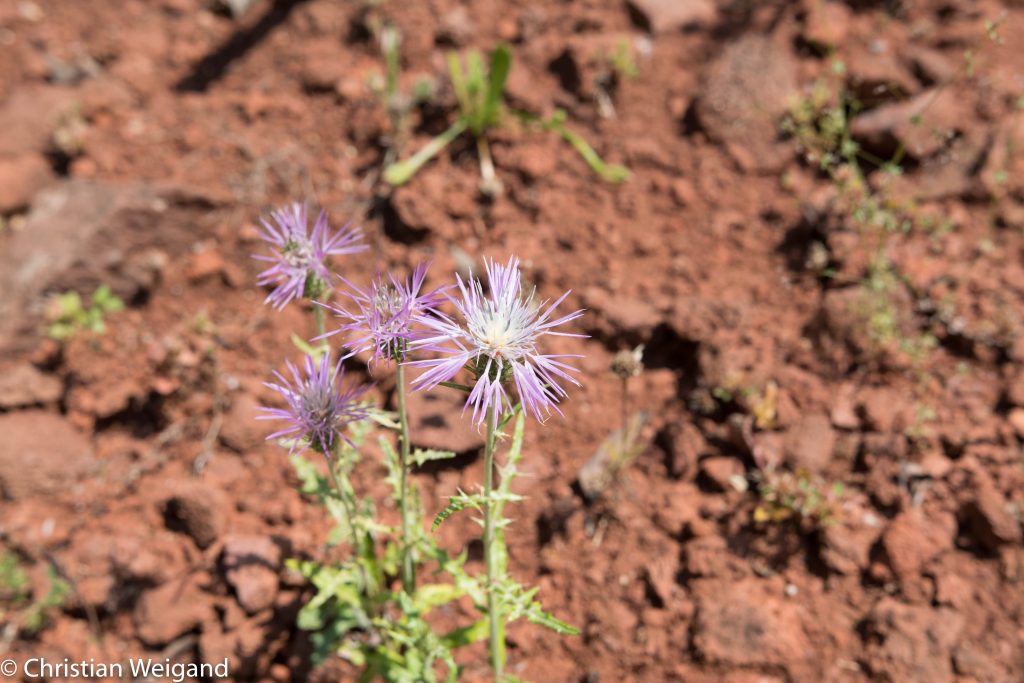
[413,583,463,612]
[440,618,489,649]
[412,448,456,467]
[525,608,580,635]
[432,498,469,532]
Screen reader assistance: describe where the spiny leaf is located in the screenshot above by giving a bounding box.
[432,498,470,532]
[412,448,456,467]
[525,608,580,635]
[440,618,489,649]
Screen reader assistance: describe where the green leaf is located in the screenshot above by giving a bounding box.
[440,618,489,649]
[551,117,629,183]
[412,448,456,467]
[526,609,580,635]
[447,51,471,120]
[413,583,463,612]
[432,497,469,532]
[483,44,511,128]
[383,119,468,185]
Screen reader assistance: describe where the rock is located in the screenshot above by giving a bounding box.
[0,153,54,214]
[694,36,798,173]
[0,180,226,356]
[862,599,963,683]
[581,288,663,339]
[670,177,697,207]
[438,6,474,45]
[508,142,558,181]
[643,552,678,605]
[405,388,486,454]
[803,1,851,47]
[164,483,226,549]
[881,510,955,582]
[821,518,879,575]
[187,246,227,282]
[905,46,956,85]
[699,456,744,491]
[961,481,1021,551]
[850,89,964,160]
[134,574,213,646]
[299,38,347,93]
[0,85,74,157]
[222,535,281,614]
[858,387,905,433]
[829,383,859,429]
[0,363,63,408]
[219,393,266,452]
[783,413,834,472]
[1008,408,1024,439]
[0,411,94,501]
[627,0,716,33]
[692,578,812,673]
[659,421,701,479]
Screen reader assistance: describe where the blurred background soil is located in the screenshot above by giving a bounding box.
[2,0,1024,681]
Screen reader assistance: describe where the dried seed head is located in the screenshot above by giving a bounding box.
[611,345,644,380]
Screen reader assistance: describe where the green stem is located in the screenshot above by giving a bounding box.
[483,404,504,678]
[313,302,326,340]
[326,444,367,589]
[396,362,414,593]
[384,119,468,186]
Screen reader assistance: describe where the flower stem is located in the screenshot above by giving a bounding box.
[327,443,369,590]
[483,403,504,678]
[313,301,326,340]
[396,362,414,593]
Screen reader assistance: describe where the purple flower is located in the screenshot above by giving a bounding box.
[319,263,447,367]
[408,256,584,427]
[253,203,367,309]
[259,354,373,456]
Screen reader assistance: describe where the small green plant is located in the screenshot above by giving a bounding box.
[45,284,124,341]
[606,39,639,81]
[753,467,843,527]
[0,552,70,636]
[384,44,628,192]
[367,23,436,170]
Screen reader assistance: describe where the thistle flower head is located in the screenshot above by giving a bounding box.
[320,263,446,366]
[259,353,372,456]
[408,256,585,426]
[253,203,367,309]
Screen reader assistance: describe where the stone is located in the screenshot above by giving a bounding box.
[627,0,716,34]
[0,85,73,157]
[881,510,955,581]
[0,153,54,214]
[134,574,213,646]
[219,393,266,452]
[222,535,281,614]
[961,481,1021,551]
[0,363,63,408]
[862,599,962,683]
[858,386,904,433]
[164,483,226,549]
[783,413,835,472]
[692,578,812,672]
[694,36,798,173]
[803,1,851,47]
[0,180,226,356]
[850,89,964,160]
[699,456,744,491]
[0,411,94,501]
